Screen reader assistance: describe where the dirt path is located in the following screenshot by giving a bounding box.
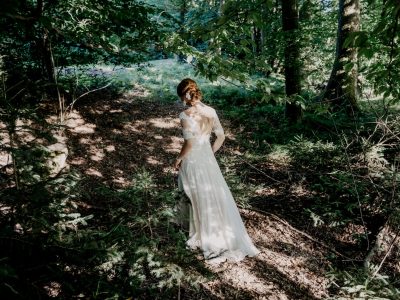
[65,93,332,299]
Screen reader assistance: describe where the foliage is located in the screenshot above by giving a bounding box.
[0,0,160,111]
[327,266,400,299]
[354,0,400,107]
[1,0,400,297]
[0,167,207,298]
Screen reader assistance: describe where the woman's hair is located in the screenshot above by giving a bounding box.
[177,78,202,105]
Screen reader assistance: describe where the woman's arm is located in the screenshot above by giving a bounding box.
[212,134,225,153]
[212,111,225,153]
[174,140,193,169]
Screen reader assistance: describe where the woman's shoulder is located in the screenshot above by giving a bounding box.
[179,108,193,119]
[179,103,216,119]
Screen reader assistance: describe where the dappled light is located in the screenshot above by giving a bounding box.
[85,168,103,177]
[1,0,400,296]
[202,208,330,298]
[2,58,400,297]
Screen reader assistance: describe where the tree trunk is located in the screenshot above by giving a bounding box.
[252,26,262,56]
[323,0,360,112]
[178,0,187,62]
[215,0,224,55]
[281,0,302,123]
[42,30,56,84]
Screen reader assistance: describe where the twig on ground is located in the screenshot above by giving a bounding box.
[66,82,112,113]
[371,231,399,279]
[233,154,285,184]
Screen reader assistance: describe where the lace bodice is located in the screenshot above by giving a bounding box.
[179,104,224,142]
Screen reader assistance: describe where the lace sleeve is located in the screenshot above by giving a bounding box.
[179,112,195,140]
[212,110,225,137]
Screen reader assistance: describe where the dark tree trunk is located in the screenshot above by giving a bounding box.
[252,26,262,56]
[323,0,360,112]
[281,0,302,123]
[42,30,56,84]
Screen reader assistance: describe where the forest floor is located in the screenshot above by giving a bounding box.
[62,89,340,299]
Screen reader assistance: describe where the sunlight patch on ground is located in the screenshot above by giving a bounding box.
[267,146,292,166]
[255,187,278,196]
[206,210,330,299]
[85,168,102,177]
[45,115,59,123]
[105,145,115,152]
[15,118,32,127]
[146,156,162,165]
[109,109,123,113]
[112,176,130,187]
[69,123,96,134]
[65,111,85,128]
[90,149,105,161]
[0,122,10,146]
[70,157,86,165]
[65,111,97,134]
[111,129,122,134]
[221,264,285,296]
[149,117,178,129]
[0,152,11,167]
[289,184,311,197]
[12,119,36,144]
[79,137,92,144]
[165,136,182,154]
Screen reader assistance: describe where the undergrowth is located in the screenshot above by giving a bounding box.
[0,167,209,298]
[219,98,400,297]
[2,59,399,298]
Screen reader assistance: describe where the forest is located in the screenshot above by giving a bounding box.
[0,0,399,299]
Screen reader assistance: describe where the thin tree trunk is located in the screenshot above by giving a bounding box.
[213,0,224,56]
[281,0,302,123]
[323,0,360,113]
[178,0,188,62]
[253,27,262,55]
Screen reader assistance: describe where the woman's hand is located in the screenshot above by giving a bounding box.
[174,158,182,170]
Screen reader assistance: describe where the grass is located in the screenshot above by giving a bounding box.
[59,59,265,107]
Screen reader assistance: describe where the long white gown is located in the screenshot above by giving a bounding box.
[177,103,260,263]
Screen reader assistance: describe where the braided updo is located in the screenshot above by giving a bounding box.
[177,78,202,106]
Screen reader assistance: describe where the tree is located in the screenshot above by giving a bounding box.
[322,0,360,112]
[281,0,302,123]
[0,0,158,86]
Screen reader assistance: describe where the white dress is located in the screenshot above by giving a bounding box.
[177,103,260,263]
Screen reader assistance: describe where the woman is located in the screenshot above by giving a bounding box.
[174,78,259,264]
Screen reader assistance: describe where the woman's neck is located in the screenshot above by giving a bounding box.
[191,101,202,107]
